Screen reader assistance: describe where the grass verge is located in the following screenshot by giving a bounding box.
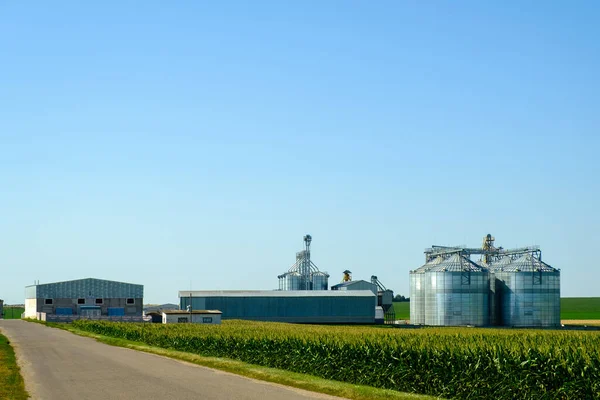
[0,333,29,400]
[26,319,437,400]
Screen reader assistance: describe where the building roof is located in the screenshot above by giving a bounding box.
[330,280,375,289]
[25,278,143,299]
[178,290,376,298]
[163,310,222,315]
[25,277,142,288]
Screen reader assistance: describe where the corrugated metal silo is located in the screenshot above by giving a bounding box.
[409,270,425,325]
[409,256,443,325]
[486,256,512,326]
[490,254,560,327]
[278,235,329,291]
[285,273,301,291]
[312,272,328,290]
[423,254,490,326]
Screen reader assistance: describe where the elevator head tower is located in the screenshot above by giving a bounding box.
[278,234,330,290]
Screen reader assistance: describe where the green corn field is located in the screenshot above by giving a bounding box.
[72,320,600,399]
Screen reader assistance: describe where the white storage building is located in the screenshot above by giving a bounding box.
[162,310,222,324]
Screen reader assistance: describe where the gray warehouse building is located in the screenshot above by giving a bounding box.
[179,290,376,324]
[25,278,144,321]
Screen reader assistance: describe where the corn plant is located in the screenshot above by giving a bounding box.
[72,320,600,399]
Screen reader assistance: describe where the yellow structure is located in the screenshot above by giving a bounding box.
[482,234,496,263]
[342,270,352,282]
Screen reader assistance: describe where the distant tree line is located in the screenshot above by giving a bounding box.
[393,294,409,302]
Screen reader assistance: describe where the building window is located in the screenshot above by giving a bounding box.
[126,298,135,305]
[95,298,103,305]
[177,317,188,323]
[77,299,85,305]
[202,317,213,323]
[45,298,53,305]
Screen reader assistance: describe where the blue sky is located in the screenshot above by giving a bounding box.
[1,1,599,304]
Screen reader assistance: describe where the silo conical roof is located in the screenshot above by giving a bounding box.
[497,253,557,272]
[415,254,486,273]
[412,256,444,273]
[487,256,513,271]
[429,254,487,272]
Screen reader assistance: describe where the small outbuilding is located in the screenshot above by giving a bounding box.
[162,310,222,324]
[144,311,163,323]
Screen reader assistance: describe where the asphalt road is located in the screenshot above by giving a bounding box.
[0,320,344,400]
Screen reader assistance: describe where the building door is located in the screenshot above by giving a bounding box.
[80,306,101,318]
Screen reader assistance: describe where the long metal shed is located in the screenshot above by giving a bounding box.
[179,290,376,324]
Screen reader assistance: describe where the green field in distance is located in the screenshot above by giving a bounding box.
[561,298,600,319]
[394,297,600,321]
[392,302,409,319]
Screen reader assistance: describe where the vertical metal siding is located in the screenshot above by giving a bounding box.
[409,271,426,325]
[107,307,125,316]
[423,270,490,326]
[30,279,143,299]
[181,295,375,323]
[494,270,560,327]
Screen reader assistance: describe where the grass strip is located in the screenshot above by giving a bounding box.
[0,333,29,400]
[26,319,437,400]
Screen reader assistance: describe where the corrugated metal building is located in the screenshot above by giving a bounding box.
[25,278,143,320]
[330,280,378,295]
[179,290,376,324]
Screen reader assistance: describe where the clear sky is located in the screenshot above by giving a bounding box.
[1,1,599,304]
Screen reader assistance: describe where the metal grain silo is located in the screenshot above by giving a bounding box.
[312,272,329,290]
[278,235,329,291]
[491,254,560,327]
[409,270,425,325]
[486,256,512,326]
[409,256,443,325]
[285,273,301,291]
[423,254,490,326]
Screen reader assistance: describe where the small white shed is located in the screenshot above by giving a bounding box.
[162,310,222,324]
